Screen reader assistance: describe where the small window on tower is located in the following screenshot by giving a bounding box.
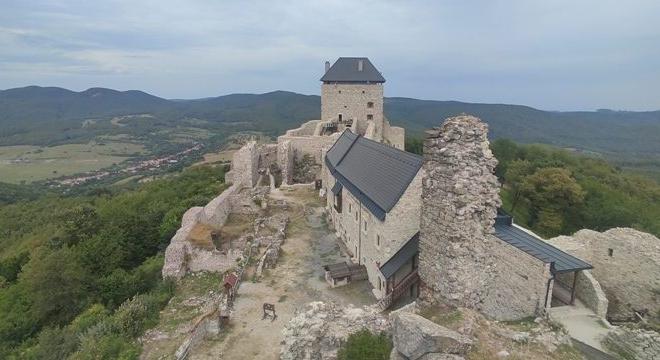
[338,90,342,94]
[367,114,373,120]
[608,248,614,257]
[367,102,374,108]
[362,90,365,94]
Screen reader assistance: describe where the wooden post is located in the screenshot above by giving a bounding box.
[570,271,579,305]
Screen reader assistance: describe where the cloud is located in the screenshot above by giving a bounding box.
[0,0,659,110]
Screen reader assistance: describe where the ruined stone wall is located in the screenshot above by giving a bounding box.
[162,183,244,279]
[480,234,552,320]
[418,115,502,312]
[384,121,405,150]
[321,83,384,138]
[283,119,322,137]
[225,141,259,187]
[556,270,609,318]
[277,140,294,186]
[276,133,339,185]
[547,228,660,321]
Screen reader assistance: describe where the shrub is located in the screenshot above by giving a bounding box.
[337,329,392,360]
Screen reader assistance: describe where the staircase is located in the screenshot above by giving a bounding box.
[377,270,419,310]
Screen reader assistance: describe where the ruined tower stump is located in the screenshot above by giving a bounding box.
[418,115,501,309]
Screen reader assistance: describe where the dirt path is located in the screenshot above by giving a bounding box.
[191,188,375,360]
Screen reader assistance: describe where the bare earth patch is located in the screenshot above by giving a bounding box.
[190,188,376,360]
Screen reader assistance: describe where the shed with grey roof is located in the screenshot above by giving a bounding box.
[494,211,592,274]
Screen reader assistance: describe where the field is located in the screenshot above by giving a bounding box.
[0,141,146,183]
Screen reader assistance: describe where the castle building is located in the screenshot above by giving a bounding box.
[277,57,405,185]
[322,130,423,303]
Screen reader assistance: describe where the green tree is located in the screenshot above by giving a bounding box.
[19,247,89,326]
[504,159,534,211]
[521,167,585,236]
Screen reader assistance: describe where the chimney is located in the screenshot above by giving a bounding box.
[325,61,330,73]
[358,59,364,72]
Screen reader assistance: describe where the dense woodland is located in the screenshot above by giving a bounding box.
[0,166,227,359]
[406,138,660,238]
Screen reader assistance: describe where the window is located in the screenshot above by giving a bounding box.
[338,90,342,94]
[376,234,380,247]
[367,114,373,120]
[338,114,343,122]
[355,211,358,221]
[363,220,368,231]
[608,248,614,257]
[362,90,365,94]
[348,203,351,213]
[378,278,382,290]
[367,101,374,108]
[334,190,342,213]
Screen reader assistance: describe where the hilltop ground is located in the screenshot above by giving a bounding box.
[141,187,589,360]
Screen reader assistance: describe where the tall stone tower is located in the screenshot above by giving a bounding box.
[320,57,386,142]
[418,115,502,308]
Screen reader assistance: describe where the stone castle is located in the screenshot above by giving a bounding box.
[165,57,660,329]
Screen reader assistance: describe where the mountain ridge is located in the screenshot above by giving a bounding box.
[1,86,659,161]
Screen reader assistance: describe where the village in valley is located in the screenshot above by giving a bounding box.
[140,58,660,360]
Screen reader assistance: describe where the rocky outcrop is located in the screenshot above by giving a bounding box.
[391,312,472,360]
[280,302,389,360]
[548,227,660,321]
[419,115,501,310]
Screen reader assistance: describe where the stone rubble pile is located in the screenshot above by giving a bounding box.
[604,327,660,360]
[280,301,389,360]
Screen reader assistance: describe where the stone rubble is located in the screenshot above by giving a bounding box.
[280,301,389,360]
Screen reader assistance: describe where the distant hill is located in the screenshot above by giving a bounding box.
[1,86,659,162]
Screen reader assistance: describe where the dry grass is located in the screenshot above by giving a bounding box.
[188,222,217,249]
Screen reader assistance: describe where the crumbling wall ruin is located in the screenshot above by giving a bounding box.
[418,115,501,309]
[547,228,660,322]
[162,183,244,279]
[225,141,260,187]
[419,115,551,321]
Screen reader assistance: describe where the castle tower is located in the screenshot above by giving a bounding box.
[418,115,502,308]
[320,57,386,142]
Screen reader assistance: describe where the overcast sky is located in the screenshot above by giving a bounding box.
[1,0,659,111]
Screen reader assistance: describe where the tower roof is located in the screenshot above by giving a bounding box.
[321,57,385,83]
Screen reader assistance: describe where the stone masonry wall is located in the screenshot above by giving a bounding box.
[225,141,259,187]
[418,115,502,311]
[277,140,294,186]
[162,183,243,279]
[321,83,384,139]
[547,228,660,321]
[480,234,552,320]
[557,270,609,318]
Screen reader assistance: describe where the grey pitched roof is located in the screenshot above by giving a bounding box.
[494,222,592,273]
[325,130,423,221]
[321,57,386,83]
[380,232,419,279]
